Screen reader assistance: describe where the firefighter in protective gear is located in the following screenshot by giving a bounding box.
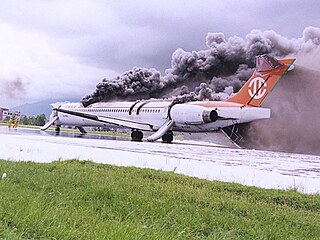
[13,117,19,128]
[8,117,12,128]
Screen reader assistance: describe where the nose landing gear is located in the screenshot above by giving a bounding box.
[55,126,61,133]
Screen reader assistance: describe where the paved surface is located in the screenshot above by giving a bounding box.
[0,126,319,194]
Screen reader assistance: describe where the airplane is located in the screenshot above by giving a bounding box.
[41,54,295,143]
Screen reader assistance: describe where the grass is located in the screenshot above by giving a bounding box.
[0,159,319,239]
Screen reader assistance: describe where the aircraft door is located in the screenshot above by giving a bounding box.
[162,106,169,119]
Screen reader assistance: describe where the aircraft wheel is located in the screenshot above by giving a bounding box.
[55,126,61,132]
[131,130,143,142]
[162,131,173,143]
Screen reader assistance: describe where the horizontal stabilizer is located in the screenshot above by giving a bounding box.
[255,54,283,72]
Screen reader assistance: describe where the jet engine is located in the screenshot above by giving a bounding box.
[170,104,218,124]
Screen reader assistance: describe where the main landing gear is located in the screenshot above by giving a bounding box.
[131,130,143,142]
[162,131,173,144]
[131,130,174,143]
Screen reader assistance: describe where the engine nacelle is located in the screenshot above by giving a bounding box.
[170,104,218,124]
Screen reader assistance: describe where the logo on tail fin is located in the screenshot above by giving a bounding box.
[248,77,267,99]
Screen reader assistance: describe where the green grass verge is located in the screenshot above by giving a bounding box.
[0,160,319,239]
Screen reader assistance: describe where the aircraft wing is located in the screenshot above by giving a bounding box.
[55,107,154,131]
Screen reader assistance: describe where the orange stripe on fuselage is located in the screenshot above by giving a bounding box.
[190,101,247,108]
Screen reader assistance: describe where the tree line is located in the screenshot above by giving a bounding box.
[20,114,47,126]
[2,114,47,126]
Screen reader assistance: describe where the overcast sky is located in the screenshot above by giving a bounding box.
[0,0,319,107]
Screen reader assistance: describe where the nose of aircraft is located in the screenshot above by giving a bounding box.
[40,103,61,131]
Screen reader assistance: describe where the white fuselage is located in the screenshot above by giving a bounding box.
[52,100,271,132]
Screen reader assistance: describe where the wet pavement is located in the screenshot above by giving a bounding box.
[0,126,319,194]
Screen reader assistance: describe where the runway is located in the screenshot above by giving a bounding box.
[0,125,236,148]
[0,126,319,194]
[0,125,131,141]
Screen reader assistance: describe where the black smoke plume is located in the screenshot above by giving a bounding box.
[0,77,27,98]
[82,27,320,107]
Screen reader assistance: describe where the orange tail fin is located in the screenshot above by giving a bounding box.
[226,54,295,106]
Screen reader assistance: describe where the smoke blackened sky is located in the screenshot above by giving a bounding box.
[1,0,320,107]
